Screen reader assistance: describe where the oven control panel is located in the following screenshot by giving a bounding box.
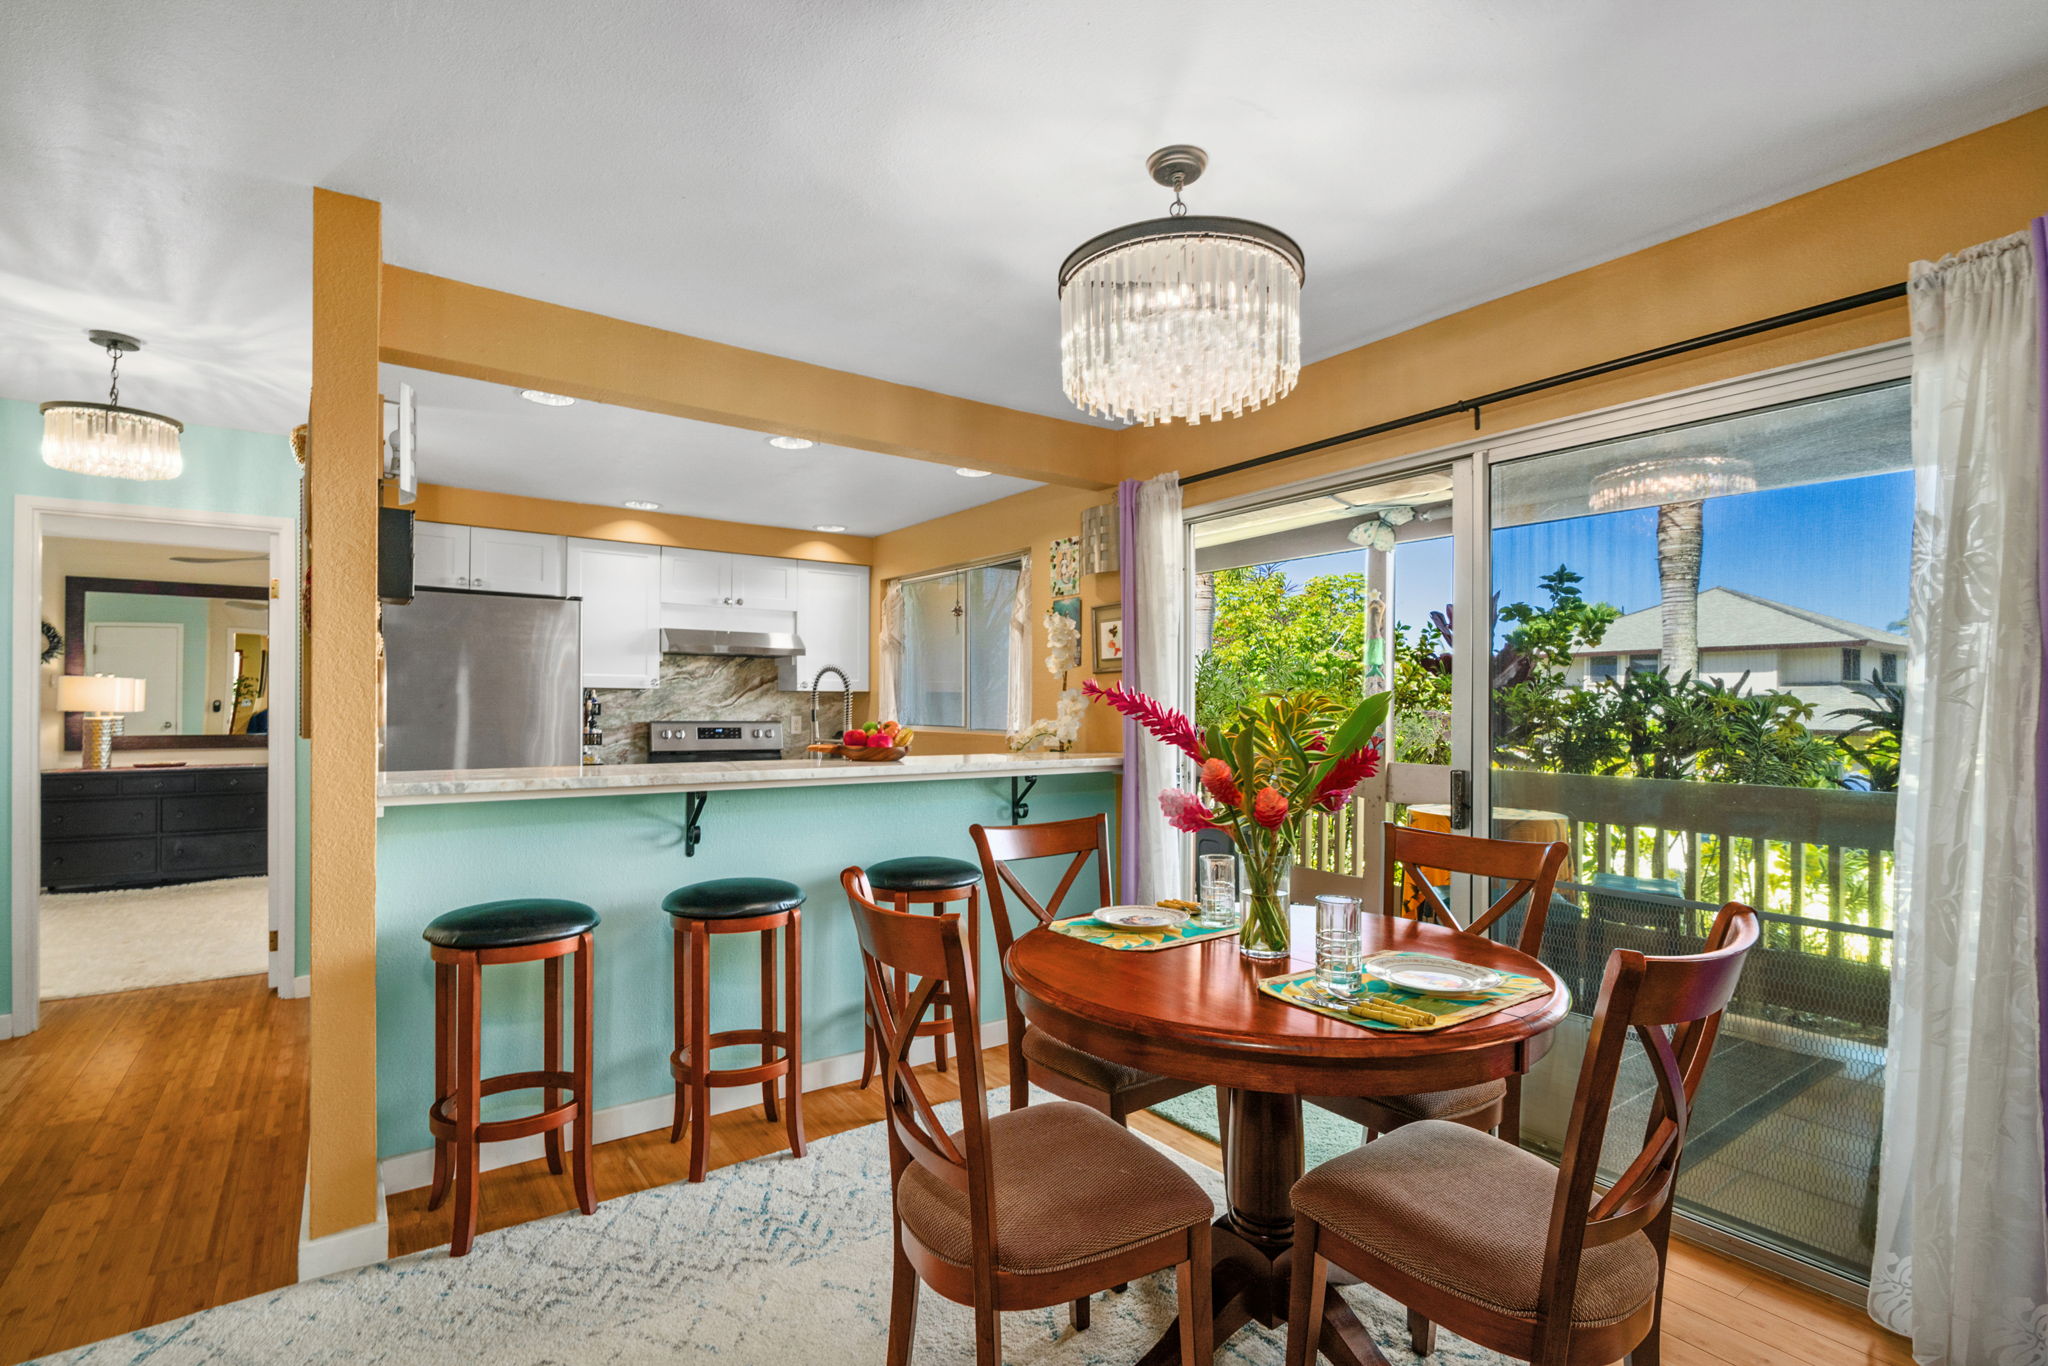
[649,720,783,754]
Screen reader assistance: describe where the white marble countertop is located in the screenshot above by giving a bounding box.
[377,750,1123,807]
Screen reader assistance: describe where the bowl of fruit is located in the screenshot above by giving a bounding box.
[839,721,915,761]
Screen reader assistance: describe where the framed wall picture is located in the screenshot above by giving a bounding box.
[1049,595,1083,670]
[1092,602,1123,673]
[1049,536,1080,596]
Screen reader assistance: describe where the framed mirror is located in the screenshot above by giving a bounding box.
[62,576,270,751]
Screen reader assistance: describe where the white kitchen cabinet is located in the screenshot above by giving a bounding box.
[413,521,473,589]
[567,538,661,689]
[779,561,872,692]
[416,522,566,596]
[469,527,566,596]
[661,547,799,611]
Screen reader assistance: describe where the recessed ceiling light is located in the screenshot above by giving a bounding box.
[955,467,992,478]
[813,523,847,533]
[520,390,576,406]
[766,435,815,450]
[622,500,661,511]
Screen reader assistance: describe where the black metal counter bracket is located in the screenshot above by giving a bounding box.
[1009,775,1038,824]
[684,791,708,856]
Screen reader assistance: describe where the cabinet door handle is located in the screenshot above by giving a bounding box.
[474,578,486,589]
[457,576,470,586]
[735,597,744,605]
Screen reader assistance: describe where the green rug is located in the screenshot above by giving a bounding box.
[1148,1089,1365,1169]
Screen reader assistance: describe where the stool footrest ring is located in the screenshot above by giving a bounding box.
[430,1068,581,1145]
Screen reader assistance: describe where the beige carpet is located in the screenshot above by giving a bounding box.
[39,877,268,1000]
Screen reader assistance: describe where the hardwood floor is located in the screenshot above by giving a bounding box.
[2,982,1908,1366]
[0,975,309,1366]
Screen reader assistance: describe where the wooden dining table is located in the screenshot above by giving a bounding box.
[1006,906,1570,1366]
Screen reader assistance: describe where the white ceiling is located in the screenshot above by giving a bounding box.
[384,365,1039,535]
[4,1,2046,525]
[47,536,271,588]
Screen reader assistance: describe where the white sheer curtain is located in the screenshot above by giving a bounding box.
[1868,231,2046,1363]
[1008,557,1031,733]
[872,581,905,723]
[1127,473,1186,904]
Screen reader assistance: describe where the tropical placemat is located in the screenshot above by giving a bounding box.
[1259,967,1552,1032]
[1049,914,1242,952]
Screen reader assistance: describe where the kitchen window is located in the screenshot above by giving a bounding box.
[898,557,1024,729]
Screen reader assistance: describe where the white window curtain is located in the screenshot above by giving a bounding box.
[1008,557,1031,734]
[873,581,905,723]
[1868,230,2045,1363]
[1122,472,1187,904]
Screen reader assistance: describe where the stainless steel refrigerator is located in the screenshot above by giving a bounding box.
[381,588,582,771]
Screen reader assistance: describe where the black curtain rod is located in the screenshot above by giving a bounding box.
[1177,281,1908,488]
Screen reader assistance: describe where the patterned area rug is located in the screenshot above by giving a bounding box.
[39,876,268,998]
[35,1101,1508,1365]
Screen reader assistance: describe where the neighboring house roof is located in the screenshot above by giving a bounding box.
[1573,587,1908,656]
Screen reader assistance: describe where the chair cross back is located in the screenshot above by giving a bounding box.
[1541,903,1760,1324]
[1384,823,1567,957]
[971,815,1114,943]
[841,869,988,1202]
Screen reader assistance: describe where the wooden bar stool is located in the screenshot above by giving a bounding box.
[663,876,807,1183]
[858,855,981,1087]
[423,897,599,1258]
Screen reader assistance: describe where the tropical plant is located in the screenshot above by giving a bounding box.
[1830,672,1904,791]
[1084,679,1387,957]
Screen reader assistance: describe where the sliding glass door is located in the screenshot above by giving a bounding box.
[1185,352,1908,1289]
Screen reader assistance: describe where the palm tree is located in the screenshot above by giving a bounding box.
[1656,501,1703,677]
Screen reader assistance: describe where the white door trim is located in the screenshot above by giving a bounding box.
[85,620,186,737]
[11,495,300,1035]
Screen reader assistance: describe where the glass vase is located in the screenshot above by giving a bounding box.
[1238,849,1293,960]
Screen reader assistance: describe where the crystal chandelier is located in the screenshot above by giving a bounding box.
[1059,145,1304,426]
[41,331,184,481]
[1588,454,1757,514]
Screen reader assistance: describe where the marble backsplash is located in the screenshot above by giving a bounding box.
[589,654,869,763]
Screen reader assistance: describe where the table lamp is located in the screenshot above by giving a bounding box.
[58,673,146,769]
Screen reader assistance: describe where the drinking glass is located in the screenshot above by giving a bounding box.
[1314,893,1364,1000]
[1197,853,1240,929]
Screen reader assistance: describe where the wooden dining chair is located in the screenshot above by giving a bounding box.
[1307,823,1568,1144]
[840,868,1215,1366]
[1285,902,1761,1366]
[969,815,1206,1122]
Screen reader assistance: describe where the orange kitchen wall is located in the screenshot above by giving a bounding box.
[388,482,875,564]
[873,103,2048,727]
[870,483,1121,754]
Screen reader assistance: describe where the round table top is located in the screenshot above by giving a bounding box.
[1007,908,1571,1097]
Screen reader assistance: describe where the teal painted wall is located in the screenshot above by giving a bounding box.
[81,591,215,735]
[0,396,311,1015]
[374,771,1117,1158]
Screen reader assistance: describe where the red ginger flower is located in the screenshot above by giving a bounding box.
[1083,679,1203,761]
[1159,788,1221,833]
[1200,757,1242,808]
[1313,741,1383,812]
[1252,786,1290,829]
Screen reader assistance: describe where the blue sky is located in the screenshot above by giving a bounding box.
[1275,470,1913,639]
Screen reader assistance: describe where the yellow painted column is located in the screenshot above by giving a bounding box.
[307,187,383,1238]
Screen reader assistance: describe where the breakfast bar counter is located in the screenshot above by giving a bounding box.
[377,750,1122,806]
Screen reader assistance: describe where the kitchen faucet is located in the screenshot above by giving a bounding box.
[808,665,853,744]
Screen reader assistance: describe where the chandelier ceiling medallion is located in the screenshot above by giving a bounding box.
[1588,453,1757,514]
[1059,145,1304,427]
[41,330,185,481]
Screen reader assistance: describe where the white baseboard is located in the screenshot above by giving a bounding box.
[297,1175,391,1281]
[292,974,311,999]
[377,1021,1009,1196]
[0,1013,12,1038]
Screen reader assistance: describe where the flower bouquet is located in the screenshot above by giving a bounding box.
[1083,680,1387,958]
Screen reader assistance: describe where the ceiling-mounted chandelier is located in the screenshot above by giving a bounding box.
[1588,454,1757,514]
[1059,145,1304,426]
[41,331,184,481]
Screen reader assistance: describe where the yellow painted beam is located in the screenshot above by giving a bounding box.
[308,187,383,1239]
[378,265,1119,490]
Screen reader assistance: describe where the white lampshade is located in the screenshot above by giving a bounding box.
[57,674,146,714]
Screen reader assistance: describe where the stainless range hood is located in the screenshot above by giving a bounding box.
[660,628,806,658]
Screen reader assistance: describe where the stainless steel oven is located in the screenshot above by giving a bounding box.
[647,720,784,764]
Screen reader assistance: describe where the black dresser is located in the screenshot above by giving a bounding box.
[41,764,268,892]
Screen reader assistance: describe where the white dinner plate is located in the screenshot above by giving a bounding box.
[1361,952,1504,997]
[1095,904,1189,931]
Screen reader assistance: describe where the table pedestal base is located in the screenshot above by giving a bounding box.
[1134,1089,1393,1366]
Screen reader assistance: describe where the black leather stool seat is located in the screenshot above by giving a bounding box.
[867,856,981,893]
[664,876,806,920]
[424,898,599,950]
